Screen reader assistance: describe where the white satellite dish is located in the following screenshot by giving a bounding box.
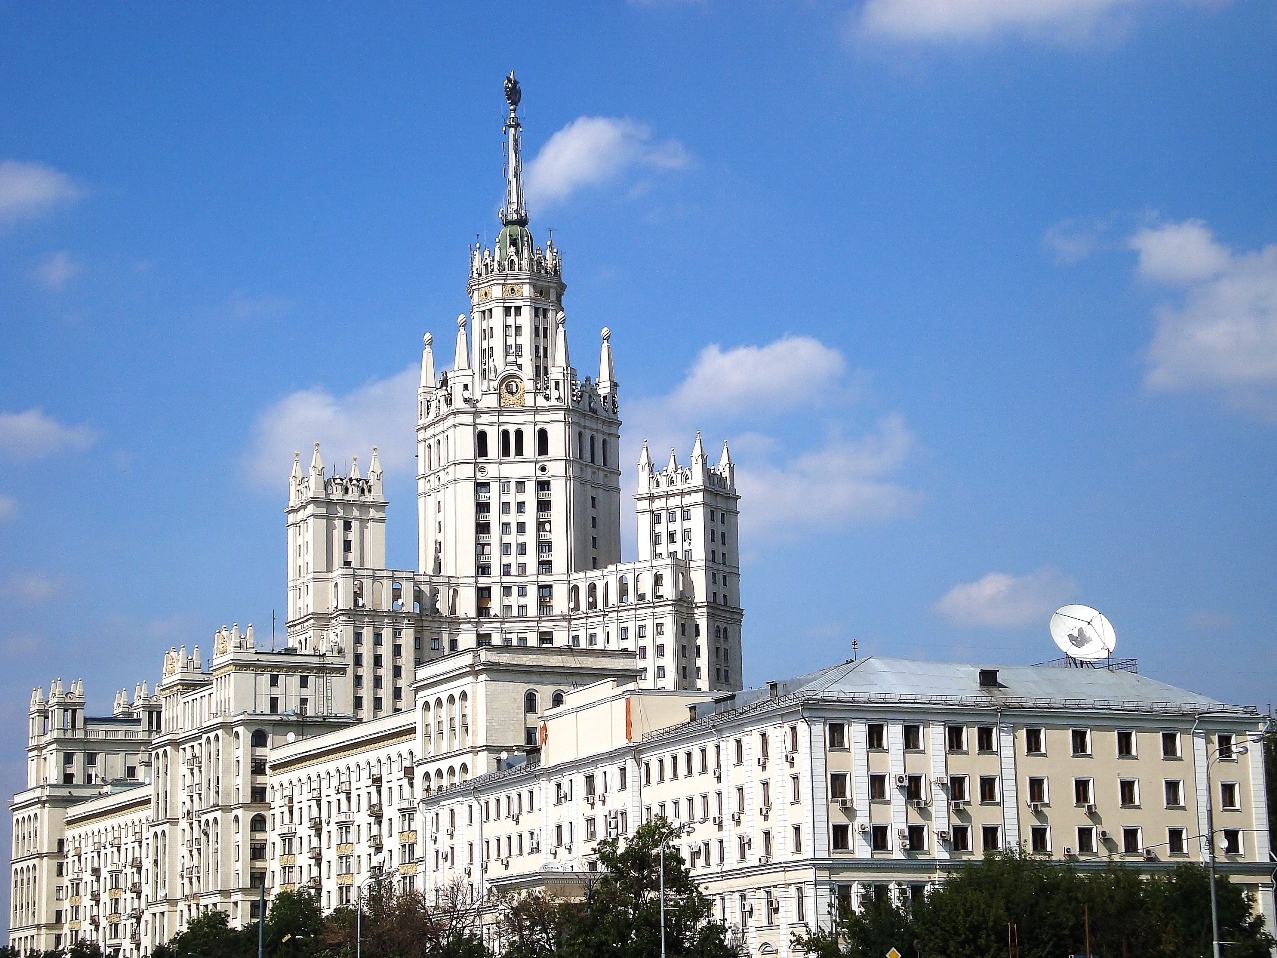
[1050,605,1117,661]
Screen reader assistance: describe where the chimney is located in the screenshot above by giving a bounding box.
[978,669,999,688]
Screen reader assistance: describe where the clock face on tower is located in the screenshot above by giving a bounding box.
[499,376,525,407]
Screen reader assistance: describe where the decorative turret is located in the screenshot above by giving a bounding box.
[421,332,435,388]
[638,439,653,476]
[454,314,471,370]
[598,327,617,396]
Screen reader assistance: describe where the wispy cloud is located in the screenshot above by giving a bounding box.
[627,336,918,538]
[3,572,68,604]
[1042,218,1111,265]
[33,251,82,290]
[852,0,1192,45]
[0,409,97,462]
[1129,219,1277,407]
[525,117,690,212]
[245,367,418,486]
[936,568,1076,628]
[0,160,82,225]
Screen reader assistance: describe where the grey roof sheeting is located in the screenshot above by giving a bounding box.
[679,656,1257,735]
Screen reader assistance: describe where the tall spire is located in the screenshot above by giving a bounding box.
[501,72,528,227]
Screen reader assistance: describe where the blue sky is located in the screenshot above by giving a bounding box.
[2,0,1276,917]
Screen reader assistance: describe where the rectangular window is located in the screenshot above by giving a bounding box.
[1030,825,1050,854]
[829,773,849,799]
[1077,826,1096,854]
[867,723,885,750]
[950,824,971,852]
[1220,782,1240,810]
[1025,728,1045,754]
[1117,730,1136,757]
[1071,729,1091,756]
[869,774,887,801]
[905,775,924,802]
[949,774,969,802]
[1074,778,1093,806]
[976,726,996,752]
[1122,827,1142,854]
[981,826,1001,851]
[1164,779,1184,808]
[870,825,889,852]
[1222,829,1242,855]
[1119,779,1139,807]
[903,724,922,750]
[1168,827,1187,855]
[906,824,926,851]
[947,725,966,752]
[979,776,999,803]
[827,723,846,749]
[1027,777,1048,804]
[1217,733,1235,760]
[1161,731,1181,758]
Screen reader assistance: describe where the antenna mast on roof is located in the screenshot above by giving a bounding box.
[851,637,859,662]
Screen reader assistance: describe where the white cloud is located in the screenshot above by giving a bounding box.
[936,569,1076,628]
[1042,218,1109,265]
[525,117,690,211]
[0,409,97,462]
[0,494,14,522]
[246,366,418,486]
[626,337,916,541]
[1129,220,1277,398]
[0,160,81,225]
[854,0,1176,44]
[4,572,66,604]
[33,251,82,290]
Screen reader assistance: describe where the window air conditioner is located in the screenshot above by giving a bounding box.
[897,827,909,839]
[912,799,926,809]
[757,757,767,768]
[1063,846,1074,857]
[950,800,966,811]
[713,768,722,781]
[936,830,949,842]
[1143,848,1157,860]
[731,812,743,825]
[857,823,870,833]
[1086,803,1097,814]
[786,754,796,766]
[895,774,908,788]
[837,798,852,810]
[1098,830,1109,841]
[712,816,723,826]
[585,796,595,807]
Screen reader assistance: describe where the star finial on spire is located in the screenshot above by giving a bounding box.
[501,72,528,227]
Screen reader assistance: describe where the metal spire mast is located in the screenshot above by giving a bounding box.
[501,71,528,227]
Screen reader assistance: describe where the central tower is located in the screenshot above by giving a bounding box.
[416,72,622,628]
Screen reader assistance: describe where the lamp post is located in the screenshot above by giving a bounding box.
[356,866,385,958]
[659,822,696,958]
[1205,738,1256,958]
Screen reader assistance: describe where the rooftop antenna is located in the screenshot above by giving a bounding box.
[1050,605,1117,665]
[851,637,859,661]
[271,610,276,652]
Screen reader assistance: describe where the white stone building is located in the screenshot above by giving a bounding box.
[9,74,1274,958]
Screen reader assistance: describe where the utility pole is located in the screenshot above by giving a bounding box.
[257,881,265,958]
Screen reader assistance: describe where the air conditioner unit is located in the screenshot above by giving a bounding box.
[837,798,852,809]
[585,796,595,807]
[1098,830,1109,841]
[857,823,870,833]
[1086,803,1097,814]
[731,811,743,825]
[712,816,723,826]
[757,757,767,768]
[447,827,455,837]
[912,799,926,809]
[1144,848,1157,860]
[937,830,949,842]
[1030,802,1042,813]
[713,768,722,781]
[897,827,909,839]
[1063,846,1075,857]
[786,754,796,766]
[464,865,472,876]
[759,805,771,819]
[895,774,908,788]
[431,833,438,844]
[950,800,966,811]
[501,858,510,867]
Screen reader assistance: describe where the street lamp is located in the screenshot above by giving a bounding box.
[1205,736,1260,958]
[659,822,697,958]
[355,864,386,958]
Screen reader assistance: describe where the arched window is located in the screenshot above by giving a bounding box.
[551,691,565,708]
[570,585,580,612]
[653,574,665,600]
[249,814,267,833]
[589,434,596,464]
[476,431,489,459]
[587,583,597,610]
[514,429,524,457]
[619,575,630,604]
[602,439,609,467]
[501,430,511,458]
[537,429,549,457]
[524,691,538,714]
[250,730,268,749]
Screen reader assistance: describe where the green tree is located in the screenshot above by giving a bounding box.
[264,888,327,958]
[495,891,568,958]
[558,817,740,958]
[164,908,252,958]
[793,884,915,958]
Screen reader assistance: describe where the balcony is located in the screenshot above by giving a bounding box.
[369,802,384,818]
[309,816,322,831]
[476,492,491,501]
[308,848,322,861]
